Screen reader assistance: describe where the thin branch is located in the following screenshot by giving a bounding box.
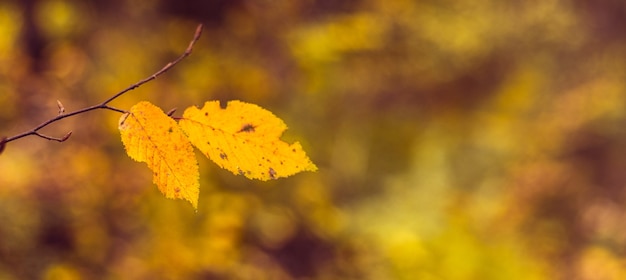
[34,131,73,142]
[101,24,203,105]
[102,105,126,114]
[0,24,203,154]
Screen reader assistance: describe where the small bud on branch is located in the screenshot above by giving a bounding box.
[166,108,177,117]
[56,100,65,115]
[61,131,73,142]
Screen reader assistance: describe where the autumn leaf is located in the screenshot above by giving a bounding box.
[179,100,317,181]
[119,101,200,209]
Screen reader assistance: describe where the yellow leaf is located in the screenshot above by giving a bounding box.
[179,100,317,181]
[119,101,200,209]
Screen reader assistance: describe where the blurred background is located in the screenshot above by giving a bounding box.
[1,0,626,279]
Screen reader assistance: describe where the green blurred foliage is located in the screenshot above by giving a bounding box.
[1,0,626,279]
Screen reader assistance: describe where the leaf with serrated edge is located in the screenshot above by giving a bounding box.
[119,101,199,209]
[179,100,317,181]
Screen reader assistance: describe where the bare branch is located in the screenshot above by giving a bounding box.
[102,105,126,114]
[0,24,203,154]
[101,24,203,105]
[34,131,73,142]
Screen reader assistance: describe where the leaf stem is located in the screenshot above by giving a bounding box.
[0,24,204,153]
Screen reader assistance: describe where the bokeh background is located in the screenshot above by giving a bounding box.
[1,0,626,279]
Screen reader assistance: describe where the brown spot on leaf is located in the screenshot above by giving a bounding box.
[220,152,228,160]
[269,167,277,179]
[238,123,256,133]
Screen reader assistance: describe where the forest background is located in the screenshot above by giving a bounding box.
[1,0,626,279]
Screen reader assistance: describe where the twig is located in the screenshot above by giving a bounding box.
[0,24,203,154]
